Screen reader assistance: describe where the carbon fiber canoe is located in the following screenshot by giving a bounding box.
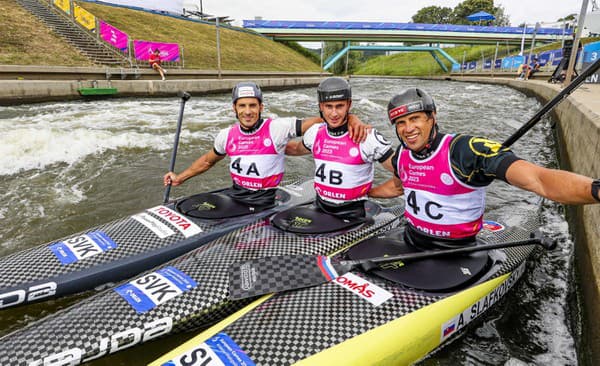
[0,180,314,309]
[0,200,403,365]
[151,211,541,366]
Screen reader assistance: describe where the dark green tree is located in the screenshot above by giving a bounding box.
[492,5,510,26]
[450,0,508,26]
[411,1,510,26]
[558,14,577,22]
[451,0,494,25]
[411,6,453,24]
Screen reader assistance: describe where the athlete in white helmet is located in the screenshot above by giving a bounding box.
[164,81,369,208]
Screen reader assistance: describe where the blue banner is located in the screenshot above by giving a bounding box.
[583,41,600,83]
[583,41,600,63]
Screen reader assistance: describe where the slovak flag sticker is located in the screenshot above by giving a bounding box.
[443,322,456,337]
[483,220,505,232]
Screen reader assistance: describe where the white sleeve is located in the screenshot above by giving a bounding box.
[269,117,298,153]
[302,123,323,151]
[213,128,229,155]
[360,128,393,162]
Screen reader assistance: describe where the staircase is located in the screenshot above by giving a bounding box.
[16,0,130,66]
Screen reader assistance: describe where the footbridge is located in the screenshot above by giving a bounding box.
[243,20,570,45]
[244,20,571,71]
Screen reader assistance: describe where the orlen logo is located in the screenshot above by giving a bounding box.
[148,206,202,238]
[334,272,393,306]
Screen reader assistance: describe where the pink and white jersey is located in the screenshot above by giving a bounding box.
[304,124,391,203]
[397,134,485,239]
[218,118,289,190]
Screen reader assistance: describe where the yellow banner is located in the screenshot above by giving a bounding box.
[53,0,70,14]
[74,5,96,30]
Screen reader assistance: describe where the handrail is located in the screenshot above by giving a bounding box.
[45,0,132,66]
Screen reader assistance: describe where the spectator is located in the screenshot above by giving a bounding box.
[149,48,166,81]
[516,63,530,80]
[526,58,541,80]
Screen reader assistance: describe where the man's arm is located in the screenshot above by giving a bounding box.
[163,150,225,186]
[369,155,404,198]
[369,176,404,198]
[299,116,323,135]
[506,160,598,204]
[285,140,311,156]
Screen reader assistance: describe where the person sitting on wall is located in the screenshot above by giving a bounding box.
[149,48,166,81]
[516,63,530,80]
[526,58,541,80]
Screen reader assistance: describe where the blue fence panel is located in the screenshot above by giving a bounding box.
[494,59,502,68]
[501,56,524,70]
[583,41,600,63]
[483,60,492,69]
[537,51,552,66]
[551,49,563,65]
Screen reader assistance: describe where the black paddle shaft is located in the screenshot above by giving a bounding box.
[228,231,556,300]
[502,58,600,148]
[337,232,556,273]
[163,91,192,204]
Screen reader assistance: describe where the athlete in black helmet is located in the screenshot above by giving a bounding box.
[164,81,370,207]
[370,87,600,248]
[287,77,395,219]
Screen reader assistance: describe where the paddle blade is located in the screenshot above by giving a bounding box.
[228,255,341,300]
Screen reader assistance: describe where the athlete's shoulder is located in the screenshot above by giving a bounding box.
[270,116,295,125]
[306,122,325,135]
[451,134,511,157]
[366,127,391,144]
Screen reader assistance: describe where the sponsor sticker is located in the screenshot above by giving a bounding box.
[132,213,175,239]
[482,220,505,232]
[316,256,338,281]
[440,263,526,342]
[334,272,393,306]
[162,332,255,366]
[115,266,197,314]
[147,206,203,238]
[237,86,256,98]
[49,231,118,265]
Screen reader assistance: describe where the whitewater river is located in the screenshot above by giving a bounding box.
[0,78,580,365]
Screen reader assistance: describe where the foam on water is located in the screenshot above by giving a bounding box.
[0,127,173,176]
[0,97,236,176]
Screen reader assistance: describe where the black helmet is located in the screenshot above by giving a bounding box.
[232,82,263,104]
[317,77,351,103]
[387,88,436,124]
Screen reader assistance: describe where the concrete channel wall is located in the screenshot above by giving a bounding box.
[448,75,600,365]
[0,66,327,105]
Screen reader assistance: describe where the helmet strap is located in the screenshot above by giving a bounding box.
[424,120,438,149]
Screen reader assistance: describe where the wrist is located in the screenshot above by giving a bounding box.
[592,179,600,202]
